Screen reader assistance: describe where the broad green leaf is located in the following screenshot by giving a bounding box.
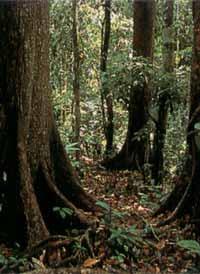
[124,245,129,252]
[53,206,73,219]
[96,200,110,211]
[0,254,6,265]
[128,225,137,233]
[177,240,200,255]
[60,210,66,219]
[62,207,73,216]
[112,210,127,219]
[194,122,200,130]
[53,206,60,212]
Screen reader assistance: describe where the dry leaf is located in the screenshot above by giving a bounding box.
[83,258,100,268]
[156,239,166,250]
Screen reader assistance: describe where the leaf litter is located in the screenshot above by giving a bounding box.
[83,167,200,273]
[0,167,199,273]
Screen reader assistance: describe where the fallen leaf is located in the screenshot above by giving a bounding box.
[83,258,100,268]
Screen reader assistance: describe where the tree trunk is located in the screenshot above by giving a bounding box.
[0,0,96,249]
[102,0,155,170]
[155,0,200,224]
[152,0,175,185]
[72,0,81,161]
[100,0,114,155]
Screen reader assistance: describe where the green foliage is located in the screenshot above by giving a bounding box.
[96,200,145,263]
[49,0,193,182]
[65,142,80,167]
[96,200,127,224]
[108,225,140,263]
[0,249,27,270]
[177,240,200,255]
[109,55,153,109]
[50,0,73,93]
[96,200,110,211]
[65,142,80,153]
[72,241,87,253]
[53,206,73,219]
[50,0,133,156]
[194,122,200,130]
[0,254,7,266]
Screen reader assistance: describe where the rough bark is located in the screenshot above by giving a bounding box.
[72,0,81,161]
[0,0,96,249]
[152,0,175,185]
[100,0,114,155]
[102,0,155,170]
[155,0,200,223]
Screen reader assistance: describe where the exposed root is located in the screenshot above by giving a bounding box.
[41,161,95,227]
[18,143,49,247]
[153,171,192,217]
[55,228,95,268]
[157,178,193,226]
[156,141,196,226]
[152,180,184,217]
[51,126,98,212]
[2,229,96,273]
[101,152,133,171]
[0,236,72,273]
[26,235,72,258]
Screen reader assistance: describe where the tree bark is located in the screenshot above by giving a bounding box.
[155,0,200,223]
[72,0,81,161]
[102,0,155,170]
[152,0,175,185]
[100,0,114,155]
[0,0,96,249]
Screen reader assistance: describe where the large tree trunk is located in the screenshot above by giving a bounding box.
[155,0,200,224]
[152,0,175,185]
[102,0,155,170]
[100,0,114,155]
[0,0,96,249]
[72,0,81,161]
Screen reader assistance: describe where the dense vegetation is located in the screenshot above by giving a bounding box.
[50,0,191,176]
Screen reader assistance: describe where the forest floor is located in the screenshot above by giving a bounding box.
[81,163,199,273]
[0,162,199,273]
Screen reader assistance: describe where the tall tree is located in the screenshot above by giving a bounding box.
[72,0,81,160]
[100,0,113,155]
[103,0,155,170]
[152,0,175,184]
[0,0,96,248]
[155,0,200,224]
